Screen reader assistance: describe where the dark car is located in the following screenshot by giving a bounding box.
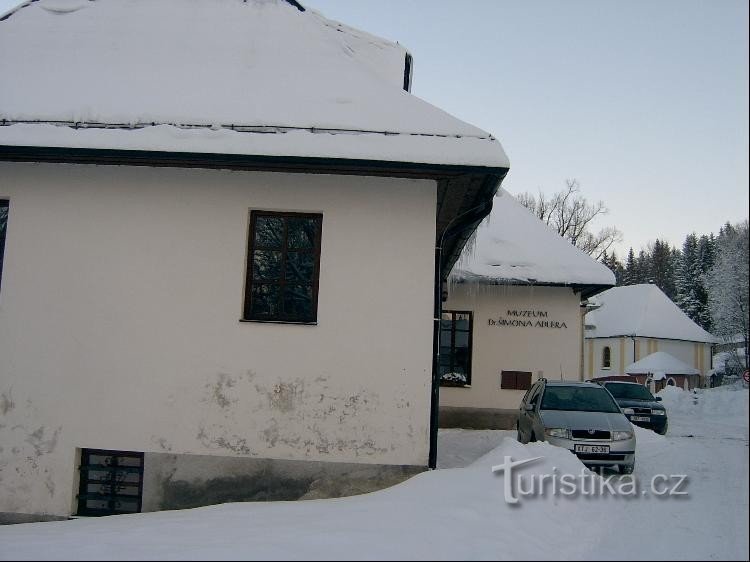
[597,381,668,435]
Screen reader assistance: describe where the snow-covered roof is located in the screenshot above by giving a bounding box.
[585,284,718,343]
[625,351,700,376]
[449,190,616,290]
[0,0,509,169]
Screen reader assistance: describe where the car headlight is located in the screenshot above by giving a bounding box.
[652,410,666,416]
[612,431,634,441]
[545,428,571,439]
[622,408,635,415]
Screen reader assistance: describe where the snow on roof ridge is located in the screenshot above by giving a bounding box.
[0,119,497,142]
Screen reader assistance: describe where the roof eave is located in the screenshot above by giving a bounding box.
[450,277,614,299]
[0,144,508,279]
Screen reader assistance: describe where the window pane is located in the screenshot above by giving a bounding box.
[439,348,452,364]
[254,216,284,248]
[252,250,282,280]
[453,347,470,368]
[251,284,281,318]
[283,285,313,320]
[451,364,467,375]
[455,331,469,348]
[286,251,315,282]
[287,217,317,249]
[440,328,452,347]
[455,319,470,332]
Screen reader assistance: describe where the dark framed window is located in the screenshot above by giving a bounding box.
[501,370,533,391]
[439,311,473,386]
[0,199,8,292]
[602,346,611,369]
[243,211,322,324]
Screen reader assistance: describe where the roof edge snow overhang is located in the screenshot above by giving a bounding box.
[0,144,508,278]
[450,278,613,300]
[584,334,718,345]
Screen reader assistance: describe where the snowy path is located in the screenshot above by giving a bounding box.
[0,386,747,560]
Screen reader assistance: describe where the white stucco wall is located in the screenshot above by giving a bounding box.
[585,337,712,379]
[0,162,436,516]
[439,284,583,411]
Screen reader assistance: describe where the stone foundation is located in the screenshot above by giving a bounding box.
[142,452,425,512]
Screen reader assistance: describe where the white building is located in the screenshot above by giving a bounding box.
[0,0,509,521]
[584,284,717,382]
[438,190,614,429]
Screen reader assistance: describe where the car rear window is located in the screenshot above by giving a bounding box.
[604,383,655,401]
[540,386,621,413]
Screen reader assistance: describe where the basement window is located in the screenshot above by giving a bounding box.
[242,211,323,324]
[77,449,144,516]
[439,311,473,386]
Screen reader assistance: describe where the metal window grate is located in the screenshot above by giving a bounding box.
[77,449,144,516]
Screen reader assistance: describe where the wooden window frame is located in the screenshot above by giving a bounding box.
[0,199,8,293]
[439,310,473,387]
[242,210,322,324]
[501,370,533,391]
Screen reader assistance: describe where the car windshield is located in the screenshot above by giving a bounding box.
[540,386,621,413]
[604,383,655,401]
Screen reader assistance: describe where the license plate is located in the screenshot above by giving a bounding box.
[631,416,650,422]
[574,444,610,454]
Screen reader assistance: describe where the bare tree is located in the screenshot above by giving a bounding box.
[516,179,622,260]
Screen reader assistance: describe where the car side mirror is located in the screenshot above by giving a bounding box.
[655,396,662,402]
[524,403,535,412]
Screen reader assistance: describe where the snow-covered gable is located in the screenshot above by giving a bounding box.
[625,351,700,376]
[0,0,508,168]
[586,284,717,343]
[450,190,615,291]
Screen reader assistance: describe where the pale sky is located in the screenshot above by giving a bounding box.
[2,0,748,256]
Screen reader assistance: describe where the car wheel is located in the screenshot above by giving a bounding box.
[657,422,668,436]
[620,463,635,475]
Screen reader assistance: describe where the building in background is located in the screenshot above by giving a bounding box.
[438,190,614,429]
[584,284,717,384]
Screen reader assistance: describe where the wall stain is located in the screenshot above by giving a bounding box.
[0,388,15,415]
[204,373,238,409]
[24,426,61,457]
[197,425,255,456]
[253,378,395,458]
[265,381,303,413]
[151,436,173,452]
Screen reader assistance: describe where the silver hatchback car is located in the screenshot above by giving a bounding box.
[517,379,636,474]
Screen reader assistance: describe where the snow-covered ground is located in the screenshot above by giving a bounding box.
[1,385,747,560]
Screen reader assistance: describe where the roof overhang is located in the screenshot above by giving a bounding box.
[450,278,613,300]
[0,144,507,278]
